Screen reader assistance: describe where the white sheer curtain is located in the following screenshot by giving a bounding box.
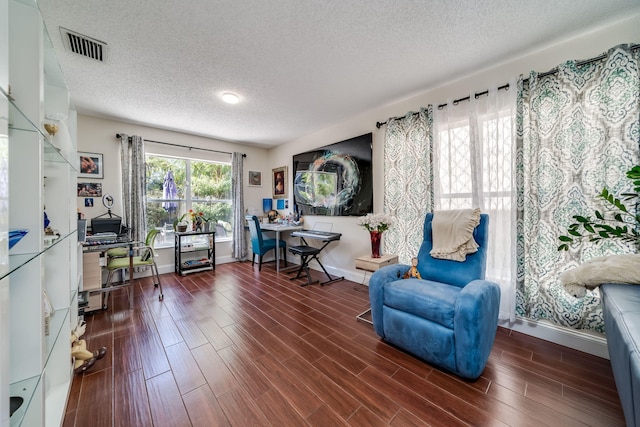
[433,80,517,322]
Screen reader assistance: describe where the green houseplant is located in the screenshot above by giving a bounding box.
[558,165,640,251]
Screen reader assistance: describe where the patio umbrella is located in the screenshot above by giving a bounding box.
[162,170,178,213]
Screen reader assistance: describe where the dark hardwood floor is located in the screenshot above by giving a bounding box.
[63,261,625,426]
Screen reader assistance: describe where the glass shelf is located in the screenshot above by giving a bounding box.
[9,375,41,427]
[2,230,75,281]
[44,308,69,373]
[8,98,76,170]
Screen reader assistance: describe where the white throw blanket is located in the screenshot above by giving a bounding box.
[430,208,481,262]
[560,254,640,297]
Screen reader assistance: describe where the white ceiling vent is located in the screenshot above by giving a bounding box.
[60,27,106,62]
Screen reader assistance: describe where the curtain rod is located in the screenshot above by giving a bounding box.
[375,83,510,129]
[528,43,640,80]
[115,133,246,157]
[376,43,640,129]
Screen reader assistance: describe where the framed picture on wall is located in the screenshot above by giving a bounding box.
[77,182,102,197]
[272,166,287,199]
[79,152,104,179]
[248,170,262,187]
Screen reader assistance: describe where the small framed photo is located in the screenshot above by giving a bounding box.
[248,170,262,187]
[272,166,287,199]
[79,152,104,179]
[84,198,94,207]
[78,182,102,197]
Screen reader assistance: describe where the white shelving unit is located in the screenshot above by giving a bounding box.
[1,0,79,425]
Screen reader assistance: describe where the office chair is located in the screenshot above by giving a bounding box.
[104,229,164,304]
[245,215,287,271]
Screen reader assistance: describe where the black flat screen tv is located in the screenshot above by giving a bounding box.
[292,133,373,217]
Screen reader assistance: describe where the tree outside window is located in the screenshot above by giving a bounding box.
[145,154,232,243]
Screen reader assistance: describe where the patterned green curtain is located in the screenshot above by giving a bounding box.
[383,107,433,264]
[516,44,640,332]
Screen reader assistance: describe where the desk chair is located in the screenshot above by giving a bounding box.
[104,229,164,304]
[246,215,287,271]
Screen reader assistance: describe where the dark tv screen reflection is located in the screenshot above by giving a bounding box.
[293,133,373,217]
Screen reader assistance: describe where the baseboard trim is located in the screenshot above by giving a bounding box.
[500,317,609,359]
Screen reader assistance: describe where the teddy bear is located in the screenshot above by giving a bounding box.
[403,257,422,279]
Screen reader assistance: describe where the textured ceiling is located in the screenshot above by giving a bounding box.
[37,0,640,147]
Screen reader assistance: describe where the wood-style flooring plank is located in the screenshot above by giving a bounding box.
[66,262,625,426]
[137,330,171,380]
[253,352,323,418]
[182,385,231,427]
[486,381,589,427]
[217,345,272,399]
[154,314,186,348]
[113,333,142,376]
[253,388,309,426]
[358,365,469,427]
[305,404,351,426]
[191,343,238,397]
[391,367,504,426]
[75,368,112,427]
[215,387,270,426]
[346,406,390,427]
[313,356,401,422]
[114,368,154,427]
[165,341,207,395]
[146,371,191,427]
[283,353,361,419]
[195,316,233,351]
[173,316,210,349]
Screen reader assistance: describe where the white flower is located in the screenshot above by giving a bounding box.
[357,213,394,232]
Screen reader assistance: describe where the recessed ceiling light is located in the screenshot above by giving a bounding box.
[222,92,240,104]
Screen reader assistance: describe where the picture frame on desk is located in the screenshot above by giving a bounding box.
[79,151,104,179]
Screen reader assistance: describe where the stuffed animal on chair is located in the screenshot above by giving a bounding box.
[402,257,422,279]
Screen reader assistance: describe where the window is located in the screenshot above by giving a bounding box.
[434,92,517,321]
[436,113,514,212]
[145,153,232,247]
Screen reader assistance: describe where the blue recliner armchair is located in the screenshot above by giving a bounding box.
[369,213,500,380]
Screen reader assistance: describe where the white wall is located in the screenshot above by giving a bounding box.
[271,12,640,281]
[76,114,271,269]
[268,13,640,356]
[76,13,639,355]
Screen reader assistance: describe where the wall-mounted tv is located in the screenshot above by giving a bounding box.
[292,133,373,216]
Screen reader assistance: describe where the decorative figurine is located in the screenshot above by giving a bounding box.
[403,257,422,279]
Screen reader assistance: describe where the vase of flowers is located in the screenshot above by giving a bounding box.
[187,209,211,232]
[357,213,394,258]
